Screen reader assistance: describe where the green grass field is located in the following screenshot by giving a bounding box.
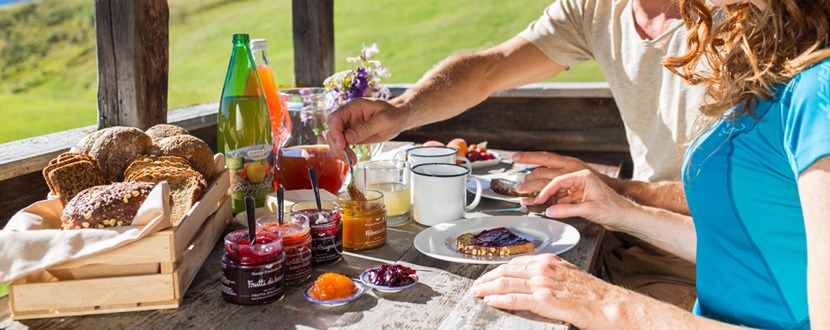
[0,0,603,143]
[0,281,8,298]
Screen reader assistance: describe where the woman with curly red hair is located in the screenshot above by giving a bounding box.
[471,0,830,328]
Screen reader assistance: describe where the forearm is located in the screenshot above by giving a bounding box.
[612,203,697,263]
[602,286,746,329]
[604,177,690,215]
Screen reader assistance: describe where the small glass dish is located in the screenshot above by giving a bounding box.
[303,280,365,307]
[359,267,419,293]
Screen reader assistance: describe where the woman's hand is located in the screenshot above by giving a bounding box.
[522,169,637,231]
[470,254,617,329]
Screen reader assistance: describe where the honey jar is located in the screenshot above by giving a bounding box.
[338,190,386,250]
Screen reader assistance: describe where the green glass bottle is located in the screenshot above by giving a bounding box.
[218,33,274,213]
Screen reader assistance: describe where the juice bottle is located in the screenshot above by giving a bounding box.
[250,39,290,149]
[218,33,275,213]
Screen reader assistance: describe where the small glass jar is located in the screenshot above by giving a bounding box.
[257,213,312,285]
[220,229,286,305]
[338,190,387,250]
[290,200,342,265]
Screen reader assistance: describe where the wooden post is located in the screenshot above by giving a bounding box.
[95,0,169,130]
[292,0,334,87]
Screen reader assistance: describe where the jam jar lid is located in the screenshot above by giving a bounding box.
[224,228,283,265]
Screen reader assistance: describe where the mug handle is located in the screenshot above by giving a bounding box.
[465,176,482,211]
[393,151,407,162]
[456,156,471,169]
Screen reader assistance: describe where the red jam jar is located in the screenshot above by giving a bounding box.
[290,201,342,265]
[220,228,286,305]
[257,213,312,285]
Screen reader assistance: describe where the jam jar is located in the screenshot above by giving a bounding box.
[220,229,286,305]
[257,213,312,285]
[290,201,342,265]
[338,190,387,250]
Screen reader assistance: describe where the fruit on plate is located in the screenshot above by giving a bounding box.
[366,264,417,287]
[446,138,468,157]
[308,272,357,300]
[423,140,445,147]
[466,141,496,162]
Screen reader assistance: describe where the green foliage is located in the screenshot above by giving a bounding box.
[0,0,605,144]
[0,281,8,298]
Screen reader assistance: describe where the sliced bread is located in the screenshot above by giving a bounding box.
[456,227,534,257]
[126,166,206,225]
[47,159,108,205]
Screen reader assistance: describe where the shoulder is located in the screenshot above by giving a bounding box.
[786,58,830,101]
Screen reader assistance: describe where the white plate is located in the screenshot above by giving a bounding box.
[467,151,501,170]
[467,171,525,204]
[413,216,580,264]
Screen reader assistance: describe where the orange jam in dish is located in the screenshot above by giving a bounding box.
[308,272,356,300]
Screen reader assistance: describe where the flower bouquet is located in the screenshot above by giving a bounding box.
[324,44,391,161]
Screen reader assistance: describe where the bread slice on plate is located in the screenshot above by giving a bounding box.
[489,178,538,198]
[456,227,534,257]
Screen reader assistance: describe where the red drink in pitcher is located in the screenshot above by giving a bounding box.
[278,144,348,194]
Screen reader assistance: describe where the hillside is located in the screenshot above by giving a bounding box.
[0,0,604,143]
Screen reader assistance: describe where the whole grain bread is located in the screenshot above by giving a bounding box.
[490,178,538,198]
[61,181,157,230]
[42,152,101,193]
[123,155,190,179]
[72,127,153,182]
[126,166,206,225]
[456,227,534,257]
[145,124,189,143]
[150,135,215,182]
[44,154,107,205]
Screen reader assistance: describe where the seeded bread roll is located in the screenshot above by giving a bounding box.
[72,127,154,182]
[61,181,157,230]
[145,124,189,143]
[150,135,215,182]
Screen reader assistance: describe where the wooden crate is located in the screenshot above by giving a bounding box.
[8,169,232,320]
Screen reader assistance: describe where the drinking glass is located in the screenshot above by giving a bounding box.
[363,159,410,226]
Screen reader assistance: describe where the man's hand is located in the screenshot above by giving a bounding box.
[326,98,409,159]
[512,151,619,195]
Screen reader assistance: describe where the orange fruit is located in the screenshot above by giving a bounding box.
[447,138,468,157]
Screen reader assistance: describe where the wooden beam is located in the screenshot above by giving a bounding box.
[95,0,169,130]
[291,0,334,87]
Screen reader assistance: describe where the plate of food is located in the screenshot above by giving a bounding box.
[467,171,535,204]
[421,138,502,169]
[412,216,580,264]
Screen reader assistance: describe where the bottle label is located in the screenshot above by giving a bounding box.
[226,144,275,211]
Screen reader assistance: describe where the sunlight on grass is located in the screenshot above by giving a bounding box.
[1,282,9,298]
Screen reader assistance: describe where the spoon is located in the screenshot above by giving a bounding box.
[308,168,323,211]
[344,147,367,201]
[244,196,257,245]
[277,187,284,225]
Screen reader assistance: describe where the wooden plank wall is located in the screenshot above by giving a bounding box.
[291,0,334,86]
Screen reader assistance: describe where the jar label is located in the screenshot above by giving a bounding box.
[225,144,275,212]
[284,241,312,284]
[311,226,342,265]
[220,257,285,305]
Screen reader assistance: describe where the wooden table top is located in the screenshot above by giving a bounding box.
[0,146,621,330]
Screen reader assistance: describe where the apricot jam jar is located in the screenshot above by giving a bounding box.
[220,229,286,305]
[257,213,312,285]
[338,190,387,250]
[290,201,342,265]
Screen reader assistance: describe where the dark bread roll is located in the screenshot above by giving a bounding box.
[150,135,215,182]
[61,181,157,230]
[72,127,154,182]
[145,124,189,143]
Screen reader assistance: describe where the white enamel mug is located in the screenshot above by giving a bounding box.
[396,146,470,168]
[411,163,482,226]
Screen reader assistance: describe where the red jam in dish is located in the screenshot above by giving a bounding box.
[469,227,530,247]
[366,264,417,287]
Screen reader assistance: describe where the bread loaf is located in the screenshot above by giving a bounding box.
[61,181,157,230]
[72,127,153,182]
[145,124,189,143]
[150,135,215,182]
[126,166,206,225]
[456,227,534,257]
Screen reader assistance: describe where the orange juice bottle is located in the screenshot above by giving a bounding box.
[251,38,289,189]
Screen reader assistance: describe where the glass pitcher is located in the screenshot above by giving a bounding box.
[277,88,348,194]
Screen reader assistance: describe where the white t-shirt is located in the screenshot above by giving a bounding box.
[518,0,704,182]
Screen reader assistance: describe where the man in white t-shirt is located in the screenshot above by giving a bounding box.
[327,0,699,309]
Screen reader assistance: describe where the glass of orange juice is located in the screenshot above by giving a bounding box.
[363,159,410,226]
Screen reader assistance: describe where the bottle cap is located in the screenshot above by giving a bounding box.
[250,38,267,50]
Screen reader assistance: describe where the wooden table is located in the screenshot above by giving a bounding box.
[0,147,620,330]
